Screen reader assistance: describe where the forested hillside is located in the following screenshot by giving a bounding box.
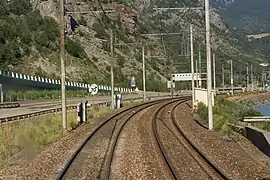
[213,0,270,34]
[0,0,269,91]
[212,0,270,66]
[0,0,88,71]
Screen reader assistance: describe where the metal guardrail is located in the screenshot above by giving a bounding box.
[0,105,76,125]
[0,95,172,125]
[245,116,270,119]
[0,102,20,109]
[243,116,270,122]
[0,101,114,124]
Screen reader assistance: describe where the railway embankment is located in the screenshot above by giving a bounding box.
[197,92,270,170]
[0,100,140,177]
[198,92,270,134]
[1,95,270,179]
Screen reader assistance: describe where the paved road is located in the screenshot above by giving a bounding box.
[0,92,174,119]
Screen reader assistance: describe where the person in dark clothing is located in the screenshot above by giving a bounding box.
[65,15,79,35]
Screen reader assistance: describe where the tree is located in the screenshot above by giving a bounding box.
[0,1,8,16]
[9,0,32,15]
[65,38,88,59]
[34,31,49,47]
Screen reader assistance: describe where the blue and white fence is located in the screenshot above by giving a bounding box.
[0,70,133,93]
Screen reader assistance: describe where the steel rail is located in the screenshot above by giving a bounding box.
[0,102,20,109]
[158,102,214,179]
[104,99,178,179]
[56,97,177,180]
[152,97,191,180]
[171,101,230,180]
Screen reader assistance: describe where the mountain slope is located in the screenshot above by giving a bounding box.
[213,0,270,64]
[0,0,269,90]
[213,0,270,34]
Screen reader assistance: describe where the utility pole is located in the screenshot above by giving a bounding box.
[205,0,213,130]
[213,54,216,95]
[230,60,233,95]
[181,34,184,55]
[110,29,115,109]
[195,59,199,88]
[0,84,3,103]
[246,65,249,91]
[262,71,265,90]
[190,25,195,108]
[60,0,67,131]
[199,44,202,88]
[169,57,173,98]
[57,9,116,130]
[222,64,225,90]
[186,33,190,56]
[142,46,146,102]
[251,64,253,91]
[150,7,203,96]
[170,74,173,98]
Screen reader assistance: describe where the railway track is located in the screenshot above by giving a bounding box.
[171,101,230,179]
[151,99,186,180]
[56,97,230,180]
[56,98,175,180]
[153,100,230,180]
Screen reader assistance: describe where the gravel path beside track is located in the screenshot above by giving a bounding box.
[0,123,96,179]
[174,101,270,179]
[156,101,221,179]
[0,106,130,180]
[57,99,174,180]
[110,103,174,180]
[2,98,270,180]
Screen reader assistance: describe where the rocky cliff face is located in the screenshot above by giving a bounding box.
[8,0,268,90]
[26,0,171,90]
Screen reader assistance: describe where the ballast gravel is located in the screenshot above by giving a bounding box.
[110,103,174,180]
[156,101,221,179]
[174,101,270,180]
[1,99,270,180]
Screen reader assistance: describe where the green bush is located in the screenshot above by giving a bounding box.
[198,97,260,134]
[92,22,108,39]
[9,0,32,15]
[0,2,86,70]
[78,16,87,26]
[5,89,90,101]
[213,114,228,130]
[65,38,88,59]
[263,121,270,132]
[198,102,208,120]
[34,31,49,47]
